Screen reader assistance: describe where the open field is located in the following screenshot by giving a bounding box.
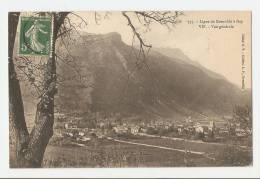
[41,141,213,168]
[115,136,252,166]
[122,135,251,153]
[10,135,251,168]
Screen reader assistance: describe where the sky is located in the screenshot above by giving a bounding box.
[72,11,251,89]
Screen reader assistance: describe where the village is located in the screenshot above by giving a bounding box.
[52,112,252,147]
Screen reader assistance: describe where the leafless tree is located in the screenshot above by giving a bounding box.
[9,11,182,167]
[9,12,70,167]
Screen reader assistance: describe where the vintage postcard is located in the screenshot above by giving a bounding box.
[9,11,252,168]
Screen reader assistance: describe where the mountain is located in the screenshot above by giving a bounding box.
[53,32,251,121]
[152,47,227,80]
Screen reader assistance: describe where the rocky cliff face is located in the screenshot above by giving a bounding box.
[17,31,250,123]
[53,32,250,121]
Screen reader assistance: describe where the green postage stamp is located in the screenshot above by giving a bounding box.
[19,16,52,56]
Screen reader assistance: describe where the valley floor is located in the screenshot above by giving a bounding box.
[10,131,252,168]
[32,135,252,167]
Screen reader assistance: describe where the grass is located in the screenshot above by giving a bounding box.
[10,136,252,168]
[118,136,252,166]
[42,142,211,167]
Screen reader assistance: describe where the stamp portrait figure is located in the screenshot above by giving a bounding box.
[25,20,48,53]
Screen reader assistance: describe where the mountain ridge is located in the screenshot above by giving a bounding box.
[15,32,251,124]
[55,32,250,121]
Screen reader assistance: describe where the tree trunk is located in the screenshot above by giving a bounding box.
[9,12,69,168]
[23,13,70,167]
[24,16,57,166]
[9,12,30,167]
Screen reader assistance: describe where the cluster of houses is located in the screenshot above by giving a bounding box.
[106,119,218,139]
[58,112,251,144]
[63,122,107,144]
[222,115,252,137]
[108,117,250,139]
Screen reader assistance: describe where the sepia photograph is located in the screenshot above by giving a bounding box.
[9,11,252,168]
